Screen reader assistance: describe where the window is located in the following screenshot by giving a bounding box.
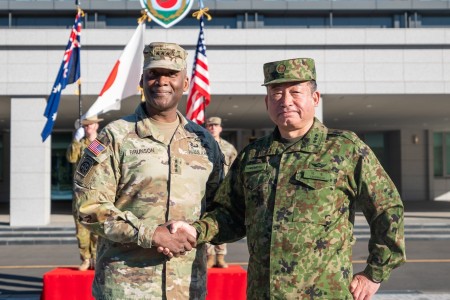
[362,132,387,167]
[51,132,74,200]
[434,132,450,177]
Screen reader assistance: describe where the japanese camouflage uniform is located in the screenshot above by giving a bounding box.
[73,106,223,299]
[66,137,98,262]
[193,58,406,299]
[207,137,237,257]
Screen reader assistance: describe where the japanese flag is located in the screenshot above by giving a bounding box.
[83,22,145,119]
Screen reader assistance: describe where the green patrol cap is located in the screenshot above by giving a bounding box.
[206,117,222,126]
[143,42,188,71]
[262,58,316,86]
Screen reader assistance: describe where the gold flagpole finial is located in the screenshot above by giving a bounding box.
[74,78,82,95]
[138,10,152,24]
[77,6,85,17]
[192,7,212,21]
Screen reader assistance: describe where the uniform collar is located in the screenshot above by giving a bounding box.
[135,104,192,139]
[257,118,328,156]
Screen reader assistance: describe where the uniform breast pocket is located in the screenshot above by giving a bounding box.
[291,169,339,226]
[243,171,271,219]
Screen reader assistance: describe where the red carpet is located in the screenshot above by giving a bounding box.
[42,265,247,300]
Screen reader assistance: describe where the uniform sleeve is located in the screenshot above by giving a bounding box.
[66,139,83,164]
[229,146,238,166]
[204,140,225,207]
[353,141,406,282]
[193,152,246,245]
[73,129,158,248]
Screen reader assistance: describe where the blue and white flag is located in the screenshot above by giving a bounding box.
[41,10,83,142]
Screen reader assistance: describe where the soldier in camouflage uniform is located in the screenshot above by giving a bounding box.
[205,116,238,268]
[66,116,103,271]
[73,42,223,299]
[168,58,406,299]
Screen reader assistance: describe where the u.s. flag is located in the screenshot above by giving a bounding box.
[186,15,210,125]
[41,10,83,142]
[87,139,106,156]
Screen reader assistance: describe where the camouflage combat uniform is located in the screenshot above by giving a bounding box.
[66,138,98,262]
[207,138,237,256]
[73,104,223,299]
[218,138,237,176]
[194,119,406,299]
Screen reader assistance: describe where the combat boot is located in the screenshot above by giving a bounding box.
[90,258,96,270]
[207,255,215,268]
[78,259,90,271]
[216,254,228,268]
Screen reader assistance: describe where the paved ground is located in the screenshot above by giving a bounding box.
[0,200,449,299]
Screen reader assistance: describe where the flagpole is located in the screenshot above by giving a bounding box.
[41,2,84,141]
[78,82,82,127]
[199,0,205,125]
[186,1,211,125]
[76,1,82,127]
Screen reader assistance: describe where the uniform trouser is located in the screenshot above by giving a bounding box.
[72,198,97,261]
[206,243,227,255]
[74,217,98,261]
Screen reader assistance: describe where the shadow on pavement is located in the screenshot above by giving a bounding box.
[0,273,42,294]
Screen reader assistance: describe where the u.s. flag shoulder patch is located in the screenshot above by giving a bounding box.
[87,139,106,156]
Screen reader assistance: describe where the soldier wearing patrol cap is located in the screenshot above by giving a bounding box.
[66,115,103,271]
[73,42,223,299]
[168,57,406,299]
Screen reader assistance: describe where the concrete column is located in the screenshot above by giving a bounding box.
[315,96,323,123]
[10,98,51,227]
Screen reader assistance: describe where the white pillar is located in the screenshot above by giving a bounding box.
[315,96,323,123]
[10,98,51,227]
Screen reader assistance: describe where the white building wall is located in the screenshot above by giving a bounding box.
[1,28,449,97]
[1,27,449,212]
[10,98,51,226]
[400,129,428,201]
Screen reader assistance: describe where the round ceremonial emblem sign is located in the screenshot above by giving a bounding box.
[140,0,194,28]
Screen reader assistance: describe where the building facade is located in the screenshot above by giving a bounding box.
[1,0,450,225]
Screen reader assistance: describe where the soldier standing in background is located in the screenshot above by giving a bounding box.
[205,116,237,268]
[73,42,223,299]
[66,116,103,271]
[167,57,406,299]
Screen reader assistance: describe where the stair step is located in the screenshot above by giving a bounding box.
[0,236,77,245]
[0,231,75,238]
[0,227,74,232]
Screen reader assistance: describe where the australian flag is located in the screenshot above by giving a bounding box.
[41,10,83,142]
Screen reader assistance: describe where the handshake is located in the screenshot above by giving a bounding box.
[151,221,197,258]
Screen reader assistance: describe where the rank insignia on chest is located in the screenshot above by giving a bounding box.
[87,139,106,157]
[171,157,183,175]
